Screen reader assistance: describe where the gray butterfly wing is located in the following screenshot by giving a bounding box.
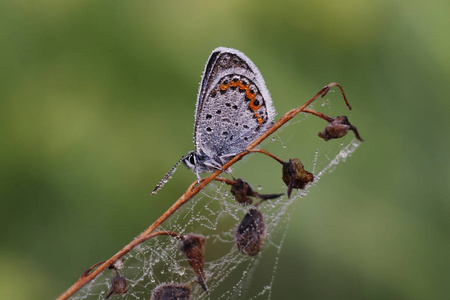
[193,47,276,160]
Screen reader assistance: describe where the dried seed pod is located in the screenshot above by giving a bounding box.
[230,178,254,205]
[234,208,266,256]
[282,158,314,198]
[105,274,128,299]
[318,115,363,141]
[230,178,283,205]
[151,283,191,300]
[180,234,208,293]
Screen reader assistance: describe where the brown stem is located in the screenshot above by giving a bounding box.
[213,177,236,185]
[83,260,106,277]
[301,108,334,122]
[57,82,351,300]
[247,149,286,165]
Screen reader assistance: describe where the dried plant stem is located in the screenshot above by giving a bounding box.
[213,177,236,185]
[57,82,349,300]
[247,149,286,164]
[302,108,335,122]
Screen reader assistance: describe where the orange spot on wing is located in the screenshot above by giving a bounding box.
[218,78,265,126]
[246,90,256,101]
[254,113,264,126]
[249,99,261,112]
[239,81,249,90]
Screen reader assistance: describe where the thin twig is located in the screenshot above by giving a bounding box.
[301,108,335,122]
[57,82,350,300]
[247,149,286,165]
[213,177,236,185]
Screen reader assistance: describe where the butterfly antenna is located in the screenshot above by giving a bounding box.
[152,155,188,195]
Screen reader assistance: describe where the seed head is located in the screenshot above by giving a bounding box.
[282,158,314,198]
[180,234,208,293]
[151,283,191,300]
[318,115,362,141]
[234,208,266,256]
[105,274,128,299]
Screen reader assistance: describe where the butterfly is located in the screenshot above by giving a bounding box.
[153,47,275,194]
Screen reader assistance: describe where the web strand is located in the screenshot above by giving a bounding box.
[57,83,361,300]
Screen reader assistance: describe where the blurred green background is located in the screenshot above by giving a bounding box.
[1,0,449,299]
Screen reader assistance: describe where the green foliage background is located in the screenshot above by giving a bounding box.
[1,1,449,299]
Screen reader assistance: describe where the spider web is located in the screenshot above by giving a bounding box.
[70,113,360,300]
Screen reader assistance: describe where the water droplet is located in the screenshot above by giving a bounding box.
[176,268,186,276]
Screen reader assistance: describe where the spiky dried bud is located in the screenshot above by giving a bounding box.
[151,283,191,300]
[230,178,254,205]
[234,208,266,256]
[105,274,128,299]
[180,234,208,293]
[282,158,314,198]
[318,115,363,141]
[230,178,283,205]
